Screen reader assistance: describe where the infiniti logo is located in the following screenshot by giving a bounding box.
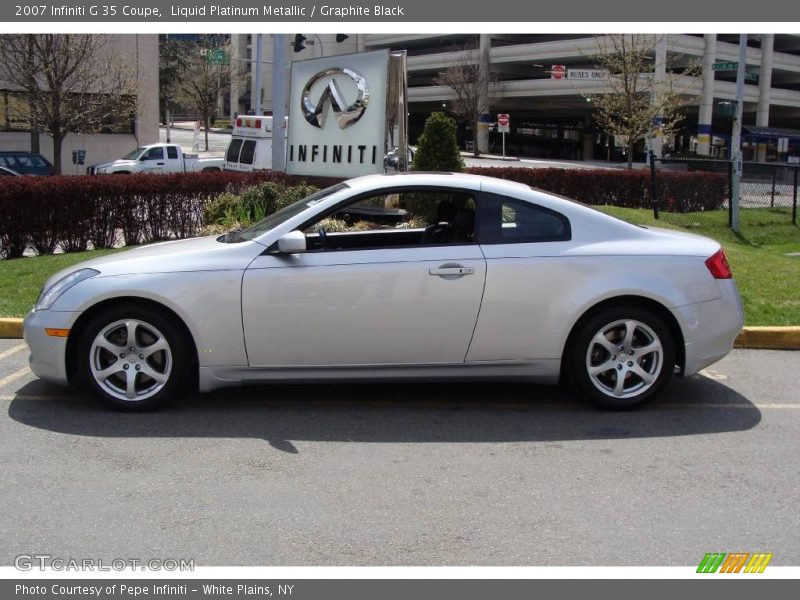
[301,68,370,129]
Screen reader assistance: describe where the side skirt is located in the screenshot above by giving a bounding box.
[198,360,561,393]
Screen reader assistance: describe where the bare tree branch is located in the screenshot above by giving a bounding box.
[586,34,696,168]
[434,37,497,157]
[0,34,137,173]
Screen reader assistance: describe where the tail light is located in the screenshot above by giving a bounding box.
[705,248,732,279]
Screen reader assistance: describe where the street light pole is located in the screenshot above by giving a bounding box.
[254,34,264,114]
[271,34,287,172]
[730,34,748,233]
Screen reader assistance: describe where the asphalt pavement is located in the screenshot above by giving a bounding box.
[1,339,798,566]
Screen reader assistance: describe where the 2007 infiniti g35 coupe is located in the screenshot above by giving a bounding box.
[24,173,744,410]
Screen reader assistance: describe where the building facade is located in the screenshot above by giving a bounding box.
[235,33,800,163]
[0,34,159,174]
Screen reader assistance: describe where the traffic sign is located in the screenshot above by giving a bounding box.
[550,64,566,80]
[712,61,739,71]
[497,113,510,133]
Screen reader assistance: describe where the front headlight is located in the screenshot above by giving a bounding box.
[35,268,100,311]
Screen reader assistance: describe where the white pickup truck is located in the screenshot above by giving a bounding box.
[87,144,224,175]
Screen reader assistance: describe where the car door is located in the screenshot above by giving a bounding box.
[241,187,487,367]
[165,145,183,173]
[467,191,575,362]
[140,146,165,173]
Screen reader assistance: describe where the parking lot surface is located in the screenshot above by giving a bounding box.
[1,339,798,566]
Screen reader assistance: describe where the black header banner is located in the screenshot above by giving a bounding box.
[2,0,800,22]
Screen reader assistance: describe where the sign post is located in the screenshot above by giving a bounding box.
[497,113,510,159]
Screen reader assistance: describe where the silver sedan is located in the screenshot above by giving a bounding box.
[24,173,744,410]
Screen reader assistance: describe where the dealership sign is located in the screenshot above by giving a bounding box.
[287,49,406,178]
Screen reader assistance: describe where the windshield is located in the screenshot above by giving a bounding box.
[122,147,146,160]
[225,182,349,243]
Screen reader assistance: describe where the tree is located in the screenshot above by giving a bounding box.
[412,112,464,172]
[587,34,692,169]
[159,35,188,130]
[177,38,231,152]
[0,34,137,174]
[435,37,496,157]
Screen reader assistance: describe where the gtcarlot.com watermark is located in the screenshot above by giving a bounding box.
[15,554,194,572]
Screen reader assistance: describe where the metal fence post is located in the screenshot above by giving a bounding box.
[771,168,776,208]
[728,160,734,228]
[650,158,659,219]
[793,167,798,226]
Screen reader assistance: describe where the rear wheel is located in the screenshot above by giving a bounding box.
[77,305,190,410]
[567,305,675,409]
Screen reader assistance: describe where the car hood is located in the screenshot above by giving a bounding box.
[91,159,139,170]
[43,235,264,290]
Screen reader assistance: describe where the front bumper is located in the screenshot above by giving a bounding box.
[23,309,81,386]
[673,279,745,377]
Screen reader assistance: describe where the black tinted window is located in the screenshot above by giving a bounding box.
[226,138,243,162]
[240,140,256,165]
[145,147,164,160]
[478,193,570,243]
[167,146,179,159]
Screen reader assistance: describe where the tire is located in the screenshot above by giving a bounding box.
[566,304,676,410]
[76,304,190,411]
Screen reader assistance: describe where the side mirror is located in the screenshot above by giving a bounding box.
[277,230,306,254]
[140,155,148,162]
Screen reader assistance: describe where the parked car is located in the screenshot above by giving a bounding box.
[86,143,223,175]
[0,165,20,176]
[24,173,744,411]
[0,151,54,176]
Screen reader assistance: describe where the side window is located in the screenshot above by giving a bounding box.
[145,147,164,160]
[478,193,570,244]
[167,146,179,159]
[225,138,243,162]
[300,189,477,251]
[239,140,256,165]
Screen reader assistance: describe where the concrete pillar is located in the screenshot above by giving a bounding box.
[477,34,491,154]
[229,35,240,119]
[582,114,594,161]
[756,34,774,161]
[650,35,668,158]
[697,34,717,156]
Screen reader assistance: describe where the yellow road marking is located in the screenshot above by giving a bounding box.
[0,344,26,362]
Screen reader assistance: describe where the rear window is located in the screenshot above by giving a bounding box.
[16,155,48,168]
[239,140,256,165]
[167,146,179,159]
[226,138,243,162]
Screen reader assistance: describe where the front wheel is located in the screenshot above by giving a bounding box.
[77,305,190,410]
[567,305,676,410]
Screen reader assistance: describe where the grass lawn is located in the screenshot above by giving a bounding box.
[0,249,122,317]
[1,210,798,325]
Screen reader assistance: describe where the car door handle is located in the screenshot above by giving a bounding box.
[157,162,165,165]
[429,266,475,277]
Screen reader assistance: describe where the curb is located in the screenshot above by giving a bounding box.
[734,327,800,351]
[1,318,799,350]
[0,318,23,339]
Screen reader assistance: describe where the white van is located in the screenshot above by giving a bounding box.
[223,115,287,172]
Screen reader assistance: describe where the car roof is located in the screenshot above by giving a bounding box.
[344,172,532,194]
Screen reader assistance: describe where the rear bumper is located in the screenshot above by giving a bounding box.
[22,309,81,386]
[673,279,745,376]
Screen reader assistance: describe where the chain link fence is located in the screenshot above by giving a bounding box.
[651,158,798,229]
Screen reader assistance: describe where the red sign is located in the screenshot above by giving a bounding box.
[551,64,566,80]
[497,113,510,133]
